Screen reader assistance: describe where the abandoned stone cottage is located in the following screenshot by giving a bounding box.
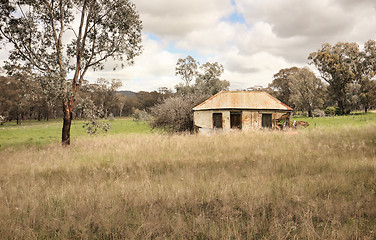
[193,91,292,133]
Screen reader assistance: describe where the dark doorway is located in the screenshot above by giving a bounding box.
[213,113,223,129]
[262,114,272,128]
[230,112,242,129]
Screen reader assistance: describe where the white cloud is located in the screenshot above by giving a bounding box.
[136,0,234,37]
[236,0,352,37]
[2,0,376,92]
[220,51,303,90]
[174,21,238,55]
[83,35,181,92]
[82,0,376,91]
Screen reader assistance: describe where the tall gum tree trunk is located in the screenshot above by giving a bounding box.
[62,97,74,146]
[16,113,20,125]
[308,109,313,118]
[338,100,345,115]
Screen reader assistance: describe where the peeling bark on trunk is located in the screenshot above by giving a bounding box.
[62,98,74,146]
[60,0,85,145]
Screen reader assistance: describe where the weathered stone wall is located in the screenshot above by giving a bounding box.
[194,110,289,134]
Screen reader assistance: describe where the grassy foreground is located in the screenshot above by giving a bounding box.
[1,126,376,238]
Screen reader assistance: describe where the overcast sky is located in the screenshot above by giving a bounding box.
[2,0,376,92]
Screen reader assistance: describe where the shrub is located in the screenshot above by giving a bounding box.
[324,107,338,116]
[83,119,111,134]
[77,97,112,135]
[133,109,152,122]
[150,93,208,132]
[312,109,325,117]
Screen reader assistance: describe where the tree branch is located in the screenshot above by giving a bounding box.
[72,0,88,92]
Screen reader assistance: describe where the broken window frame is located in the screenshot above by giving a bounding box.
[212,113,223,129]
[262,113,272,128]
[230,111,242,129]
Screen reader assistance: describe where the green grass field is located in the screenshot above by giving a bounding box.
[293,112,376,129]
[1,112,376,151]
[0,118,152,150]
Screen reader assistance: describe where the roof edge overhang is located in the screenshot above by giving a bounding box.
[192,91,293,111]
[265,93,293,111]
[193,108,293,112]
[192,91,223,110]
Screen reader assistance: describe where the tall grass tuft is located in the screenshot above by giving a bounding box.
[0,125,376,238]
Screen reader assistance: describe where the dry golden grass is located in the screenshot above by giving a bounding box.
[1,126,376,239]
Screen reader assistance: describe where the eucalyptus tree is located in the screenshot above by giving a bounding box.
[175,57,229,96]
[308,42,362,115]
[175,55,198,87]
[361,40,376,112]
[152,58,229,132]
[195,62,229,96]
[288,67,325,117]
[89,78,122,119]
[0,76,20,122]
[359,79,376,112]
[0,0,142,145]
[268,67,299,108]
[309,41,376,114]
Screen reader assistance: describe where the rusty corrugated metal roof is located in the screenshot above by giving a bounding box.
[193,91,292,111]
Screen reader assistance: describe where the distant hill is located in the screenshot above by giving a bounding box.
[117,90,137,97]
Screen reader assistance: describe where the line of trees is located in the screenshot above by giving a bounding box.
[1,53,228,134]
[266,41,376,117]
[0,74,173,124]
[3,40,374,133]
[0,75,117,123]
